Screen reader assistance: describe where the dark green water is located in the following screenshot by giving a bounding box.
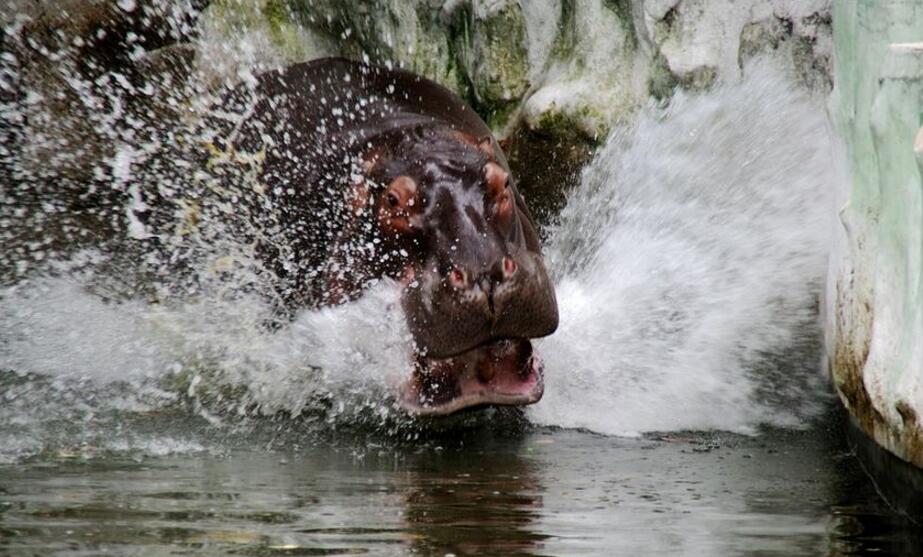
[1,407,920,556]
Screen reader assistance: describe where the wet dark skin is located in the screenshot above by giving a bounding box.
[213,58,558,415]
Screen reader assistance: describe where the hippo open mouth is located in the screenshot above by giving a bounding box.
[399,339,543,416]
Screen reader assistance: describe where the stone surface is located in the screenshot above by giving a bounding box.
[0,0,203,277]
[187,0,834,222]
[194,0,833,139]
[287,0,467,93]
[2,0,200,185]
[826,1,923,468]
[195,0,337,89]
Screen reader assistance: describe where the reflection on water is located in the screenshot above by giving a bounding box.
[1,406,921,556]
[400,439,546,556]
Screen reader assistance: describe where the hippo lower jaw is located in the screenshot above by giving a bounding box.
[398,338,544,417]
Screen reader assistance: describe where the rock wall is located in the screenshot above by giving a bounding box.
[0,0,203,278]
[826,1,923,468]
[198,0,833,139]
[189,0,832,218]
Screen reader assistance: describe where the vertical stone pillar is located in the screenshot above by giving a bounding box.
[827,1,923,467]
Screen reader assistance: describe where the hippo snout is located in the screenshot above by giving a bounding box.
[402,250,559,359]
[443,255,520,319]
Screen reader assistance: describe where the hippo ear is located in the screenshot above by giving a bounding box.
[484,162,509,193]
[450,130,496,160]
[346,180,369,217]
[344,151,380,218]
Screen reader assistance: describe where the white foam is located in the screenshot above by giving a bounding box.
[0,275,410,416]
[529,63,834,434]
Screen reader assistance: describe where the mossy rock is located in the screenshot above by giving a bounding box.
[201,0,337,69]
[503,123,597,231]
[450,1,531,112]
[285,0,465,94]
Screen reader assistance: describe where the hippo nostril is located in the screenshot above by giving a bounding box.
[449,267,467,289]
[477,358,496,383]
[502,256,517,280]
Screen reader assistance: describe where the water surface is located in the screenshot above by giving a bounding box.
[2,406,920,556]
[1,24,900,556]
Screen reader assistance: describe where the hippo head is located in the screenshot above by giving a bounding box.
[344,126,558,416]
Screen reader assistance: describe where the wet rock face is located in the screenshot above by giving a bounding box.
[199,1,832,139]
[1,0,204,278]
[501,125,595,228]
[1,0,836,182]
[3,0,201,181]
[450,1,530,115]
[189,0,832,232]
[827,1,923,469]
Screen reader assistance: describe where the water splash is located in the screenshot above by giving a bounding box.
[1,12,833,460]
[530,64,834,434]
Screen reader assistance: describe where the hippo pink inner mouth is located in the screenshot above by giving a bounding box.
[399,338,544,416]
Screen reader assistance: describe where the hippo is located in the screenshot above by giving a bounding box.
[203,57,558,416]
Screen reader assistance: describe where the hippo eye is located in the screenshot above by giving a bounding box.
[378,175,419,236]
